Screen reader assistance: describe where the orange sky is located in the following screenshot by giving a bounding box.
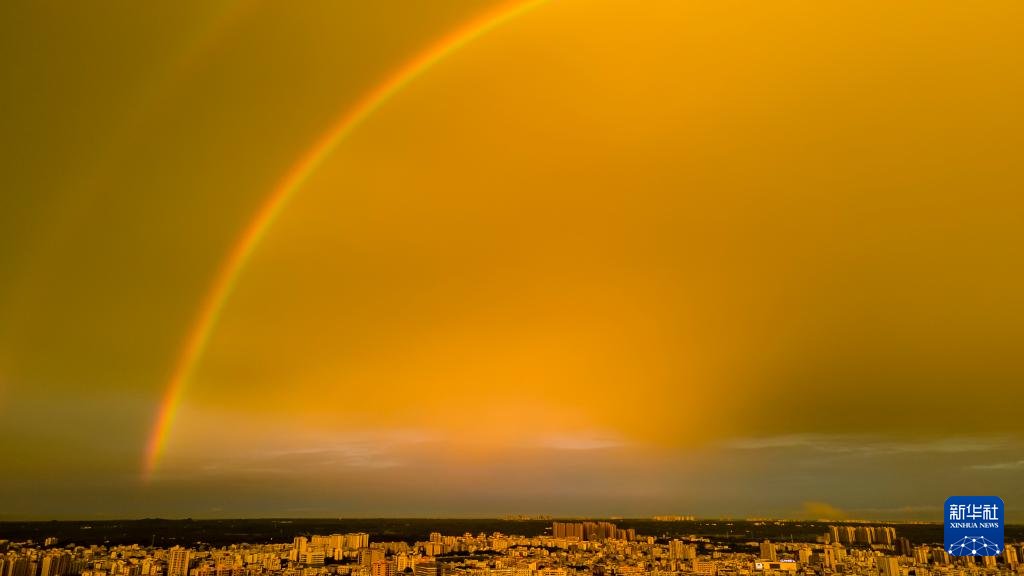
[2,0,1024,519]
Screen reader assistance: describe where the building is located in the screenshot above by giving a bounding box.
[345,533,370,550]
[552,523,583,540]
[756,561,797,572]
[878,557,900,576]
[40,553,72,576]
[759,541,777,562]
[371,560,393,576]
[874,527,896,546]
[855,527,875,545]
[359,548,385,569]
[821,546,837,570]
[691,558,717,575]
[414,563,438,576]
[301,551,324,566]
[167,547,192,576]
[895,538,912,558]
[665,540,696,562]
[551,521,628,542]
[1002,545,1019,568]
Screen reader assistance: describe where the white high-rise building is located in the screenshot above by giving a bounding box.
[167,547,192,576]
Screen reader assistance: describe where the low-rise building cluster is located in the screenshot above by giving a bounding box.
[1,523,1021,576]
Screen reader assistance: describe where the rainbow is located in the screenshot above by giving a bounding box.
[142,0,549,479]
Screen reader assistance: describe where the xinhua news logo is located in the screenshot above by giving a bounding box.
[944,496,1004,556]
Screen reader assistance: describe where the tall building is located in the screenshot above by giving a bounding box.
[359,548,385,569]
[371,561,392,576]
[828,526,856,545]
[878,557,900,576]
[40,556,56,576]
[552,521,626,542]
[302,551,324,566]
[821,546,837,570]
[668,540,696,560]
[856,527,875,545]
[345,533,370,550]
[7,558,32,576]
[40,554,70,576]
[798,547,811,564]
[913,547,930,565]
[874,527,896,546]
[552,522,585,540]
[760,541,777,562]
[895,538,913,558]
[167,547,192,576]
[1002,545,1019,568]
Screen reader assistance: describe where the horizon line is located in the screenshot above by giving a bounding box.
[0,515,957,524]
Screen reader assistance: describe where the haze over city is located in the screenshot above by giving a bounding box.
[2,0,1024,521]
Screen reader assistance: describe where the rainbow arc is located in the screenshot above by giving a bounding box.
[142,0,548,480]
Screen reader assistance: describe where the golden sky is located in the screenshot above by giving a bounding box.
[2,0,1024,519]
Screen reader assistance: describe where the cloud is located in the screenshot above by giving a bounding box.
[801,501,846,520]
[846,505,941,519]
[724,434,1010,456]
[541,433,626,451]
[162,423,445,479]
[259,444,403,469]
[969,460,1024,471]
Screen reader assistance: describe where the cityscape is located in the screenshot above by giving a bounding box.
[4,2,1024,574]
[3,520,1024,576]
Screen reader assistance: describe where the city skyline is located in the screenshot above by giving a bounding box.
[2,519,1024,576]
[3,1,1024,519]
